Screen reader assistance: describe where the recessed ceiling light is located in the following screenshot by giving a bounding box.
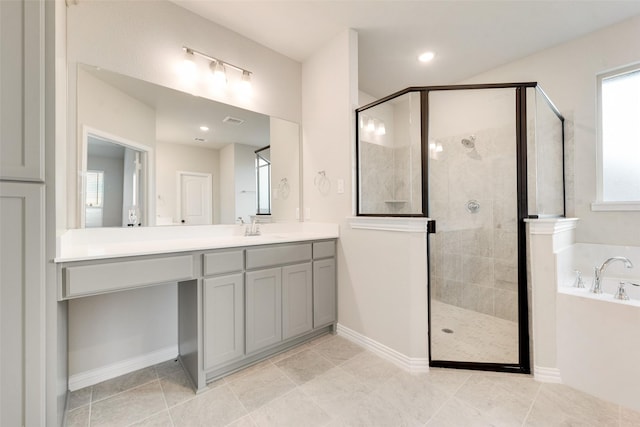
[199,125,209,131]
[418,51,435,63]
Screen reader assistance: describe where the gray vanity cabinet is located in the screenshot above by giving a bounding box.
[282,263,313,340]
[203,273,244,370]
[202,249,245,371]
[245,267,283,354]
[313,242,337,328]
[245,243,314,354]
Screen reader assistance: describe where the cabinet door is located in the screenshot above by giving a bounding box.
[313,258,336,328]
[246,268,282,354]
[203,274,244,370]
[282,263,312,340]
[0,0,44,181]
[1,182,45,426]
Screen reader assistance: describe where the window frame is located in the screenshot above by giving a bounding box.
[593,62,640,211]
[85,170,104,208]
[255,146,271,215]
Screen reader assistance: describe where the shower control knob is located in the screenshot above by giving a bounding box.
[466,200,480,214]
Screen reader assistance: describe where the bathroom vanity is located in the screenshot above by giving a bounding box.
[55,224,338,392]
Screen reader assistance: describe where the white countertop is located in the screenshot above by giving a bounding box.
[55,222,339,263]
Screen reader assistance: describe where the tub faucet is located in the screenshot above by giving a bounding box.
[591,256,633,294]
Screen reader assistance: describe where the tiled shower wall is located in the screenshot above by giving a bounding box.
[359,140,421,214]
[430,125,519,322]
[359,92,422,215]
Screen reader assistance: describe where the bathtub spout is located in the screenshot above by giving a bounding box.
[591,256,634,294]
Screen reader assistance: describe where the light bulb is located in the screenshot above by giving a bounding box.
[179,49,197,82]
[366,118,375,132]
[376,122,386,135]
[239,70,252,96]
[418,51,435,63]
[210,60,227,87]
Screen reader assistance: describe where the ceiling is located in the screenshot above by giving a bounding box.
[172,1,640,98]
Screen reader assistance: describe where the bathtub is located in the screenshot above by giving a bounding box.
[557,243,640,412]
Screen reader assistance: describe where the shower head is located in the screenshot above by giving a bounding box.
[461,135,476,149]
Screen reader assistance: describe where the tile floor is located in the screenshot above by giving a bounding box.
[431,300,518,364]
[65,333,640,427]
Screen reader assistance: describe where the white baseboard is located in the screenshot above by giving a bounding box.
[534,365,562,383]
[336,323,429,373]
[68,346,179,391]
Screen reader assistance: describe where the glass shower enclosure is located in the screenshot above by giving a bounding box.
[356,83,565,373]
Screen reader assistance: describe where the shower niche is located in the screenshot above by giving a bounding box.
[356,84,565,374]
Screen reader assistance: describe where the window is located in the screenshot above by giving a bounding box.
[595,64,640,210]
[85,170,104,207]
[255,146,271,215]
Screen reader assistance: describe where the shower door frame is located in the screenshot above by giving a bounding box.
[355,83,565,375]
[423,82,540,375]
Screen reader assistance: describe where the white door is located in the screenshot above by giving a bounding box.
[178,172,212,225]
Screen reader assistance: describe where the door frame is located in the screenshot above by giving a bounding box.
[80,126,154,227]
[176,171,213,225]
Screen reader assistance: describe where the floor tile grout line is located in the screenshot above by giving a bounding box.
[368,371,428,426]
[223,358,278,385]
[272,347,336,387]
[156,373,175,427]
[225,375,256,419]
[123,408,170,427]
[294,380,336,423]
[424,371,473,425]
[291,357,371,424]
[520,381,543,427]
[87,387,93,427]
[90,376,161,405]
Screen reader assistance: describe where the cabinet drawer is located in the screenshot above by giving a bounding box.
[203,250,244,276]
[63,255,194,298]
[246,243,311,269]
[313,241,335,259]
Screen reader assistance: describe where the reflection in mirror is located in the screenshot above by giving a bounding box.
[83,130,149,228]
[255,146,271,215]
[75,63,300,227]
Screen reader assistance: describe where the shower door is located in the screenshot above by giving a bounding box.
[427,88,527,370]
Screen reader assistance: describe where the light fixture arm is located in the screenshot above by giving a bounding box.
[182,46,252,76]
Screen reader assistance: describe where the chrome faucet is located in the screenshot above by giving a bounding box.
[591,256,633,294]
[245,218,261,236]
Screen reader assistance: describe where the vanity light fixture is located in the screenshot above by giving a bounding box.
[182,46,252,91]
[180,48,197,81]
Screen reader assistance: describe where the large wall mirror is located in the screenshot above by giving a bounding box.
[74,63,300,227]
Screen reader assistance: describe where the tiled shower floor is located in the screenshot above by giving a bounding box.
[65,333,640,426]
[431,300,519,363]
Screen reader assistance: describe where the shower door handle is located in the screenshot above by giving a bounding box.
[427,220,436,234]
